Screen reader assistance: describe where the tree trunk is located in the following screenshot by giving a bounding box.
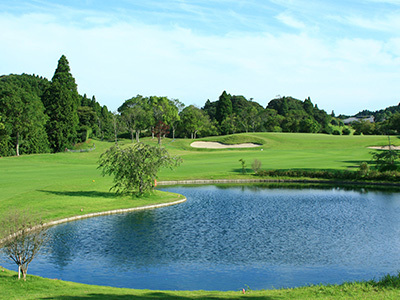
[21,265,28,281]
[136,130,140,143]
[113,116,118,146]
[16,132,20,156]
[18,256,22,280]
[98,118,103,140]
[130,129,134,144]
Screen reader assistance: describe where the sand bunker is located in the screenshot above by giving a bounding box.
[368,146,400,150]
[191,141,261,149]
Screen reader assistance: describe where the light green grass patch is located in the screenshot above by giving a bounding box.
[1,266,399,300]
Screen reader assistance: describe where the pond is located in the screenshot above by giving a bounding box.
[2,184,400,291]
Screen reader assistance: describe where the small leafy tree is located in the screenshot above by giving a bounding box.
[0,210,47,281]
[153,121,170,145]
[372,150,399,172]
[98,143,182,195]
[342,127,351,135]
[371,136,399,172]
[239,158,246,174]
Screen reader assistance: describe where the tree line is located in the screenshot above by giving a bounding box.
[339,106,400,136]
[109,91,400,141]
[0,55,115,156]
[116,93,335,143]
[2,55,400,157]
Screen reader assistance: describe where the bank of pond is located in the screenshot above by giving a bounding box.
[1,183,400,294]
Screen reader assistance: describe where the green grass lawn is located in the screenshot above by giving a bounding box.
[0,139,184,222]
[158,132,395,180]
[1,266,400,300]
[0,132,399,299]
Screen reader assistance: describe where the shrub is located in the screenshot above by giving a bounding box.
[255,168,400,182]
[372,150,399,172]
[342,128,351,135]
[251,159,262,174]
[359,162,370,177]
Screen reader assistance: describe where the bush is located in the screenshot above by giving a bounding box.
[372,150,399,172]
[255,168,400,182]
[252,159,262,174]
[342,128,351,135]
[330,119,339,126]
[321,125,333,134]
[332,130,341,135]
[359,162,370,177]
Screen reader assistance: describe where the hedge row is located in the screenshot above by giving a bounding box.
[256,169,400,182]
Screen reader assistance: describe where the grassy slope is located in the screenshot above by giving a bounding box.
[0,139,184,222]
[1,133,399,299]
[158,133,394,180]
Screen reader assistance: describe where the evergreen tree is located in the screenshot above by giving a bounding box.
[42,55,80,152]
[99,105,114,140]
[216,91,232,125]
[202,99,218,121]
[81,94,91,106]
[303,97,314,115]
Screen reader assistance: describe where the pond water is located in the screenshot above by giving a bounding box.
[2,184,400,291]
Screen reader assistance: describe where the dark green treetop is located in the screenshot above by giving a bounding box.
[42,55,80,152]
[0,76,49,156]
[216,90,233,125]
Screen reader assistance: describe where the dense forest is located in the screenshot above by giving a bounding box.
[1,55,399,157]
[0,56,114,156]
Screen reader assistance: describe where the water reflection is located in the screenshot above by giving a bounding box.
[2,184,400,291]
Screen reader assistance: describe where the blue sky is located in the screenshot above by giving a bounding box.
[1,0,400,114]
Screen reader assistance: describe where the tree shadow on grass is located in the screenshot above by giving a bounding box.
[39,291,278,300]
[232,168,254,174]
[341,160,376,169]
[341,160,368,169]
[38,190,116,199]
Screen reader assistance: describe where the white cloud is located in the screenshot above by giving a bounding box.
[276,12,306,29]
[346,13,400,32]
[1,7,400,115]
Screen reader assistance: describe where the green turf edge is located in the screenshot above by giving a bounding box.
[1,266,400,300]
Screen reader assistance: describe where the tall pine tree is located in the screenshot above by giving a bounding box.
[216,90,232,125]
[43,55,80,152]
